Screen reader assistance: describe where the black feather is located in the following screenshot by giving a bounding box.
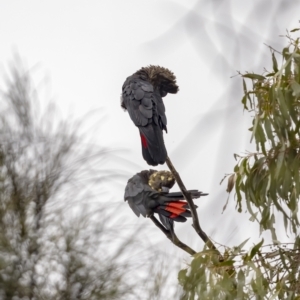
[121,66,178,166]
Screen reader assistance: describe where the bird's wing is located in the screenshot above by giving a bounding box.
[154,90,167,132]
[122,77,155,127]
[127,197,148,217]
[124,174,150,217]
[124,175,145,199]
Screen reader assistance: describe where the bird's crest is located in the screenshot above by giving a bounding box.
[148,170,175,192]
[136,65,179,94]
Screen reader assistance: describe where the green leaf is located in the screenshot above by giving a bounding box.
[285,89,298,126]
[216,260,235,267]
[291,80,300,97]
[282,49,292,76]
[249,239,264,260]
[293,157,300,195]
[290,187,297,214]
[290,28,300,32]
[264,118,275,147]
[283,210,288,233]
[237,269,245,297]
[282,47,290,56]
[260,206,270,229]
[249,211,258,222]
[178,269,187,285]
[272,52,278,72]
[222,195,230,213]
[245,188,259,221]
[265,72,275,77]
[242,157,249,175]
[269,84,275,105]
[233,153,240,160]
[235,184,243,213]
[281,165,291,198]
[276,88,291,126]
[255,122,267,154]
[226,173,236,193]
[236,237,250,251]
[241,95,248,110]
[243,73,266,80]
[275,144,285,180]
[251,115,259,143]
[242,78,247,94]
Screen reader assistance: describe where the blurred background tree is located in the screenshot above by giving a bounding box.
[178,29,300,299]
[0,58,176,300]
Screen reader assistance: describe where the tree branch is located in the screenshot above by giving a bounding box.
[166,156,221,257]
[150,216,196,256]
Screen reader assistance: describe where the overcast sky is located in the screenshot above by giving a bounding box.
[1,0,299,264]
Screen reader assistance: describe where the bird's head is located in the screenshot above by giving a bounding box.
[148,170,175,192]
[136,65,179,97]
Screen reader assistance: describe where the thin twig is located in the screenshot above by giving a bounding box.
[150,216,196,256]
[166,156,221,257]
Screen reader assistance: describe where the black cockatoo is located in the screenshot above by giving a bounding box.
[124,170,208,230]
[121,66,178,166]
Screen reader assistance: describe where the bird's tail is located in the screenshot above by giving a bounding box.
[165,190,207,200]
[154,201,193,223]
[154,191,208,226]
[139,126,167,166]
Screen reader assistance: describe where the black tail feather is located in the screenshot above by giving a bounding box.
[165,190,208,200]
[158,214,174,231]
[154,208,187,222]
[139,125,167,166]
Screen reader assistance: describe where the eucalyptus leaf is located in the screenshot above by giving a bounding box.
[226,173,236,193]
[243,73,266,80]
[236,238,250,251]
[275,144,285,180]
[272,52,278,72]
[291,80,300,97]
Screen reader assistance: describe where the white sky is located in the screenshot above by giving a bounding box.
[0,0,299,266]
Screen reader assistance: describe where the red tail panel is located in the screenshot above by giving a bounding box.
[165,201,188,217]
[140,133,148,148]
[169,213,177,219]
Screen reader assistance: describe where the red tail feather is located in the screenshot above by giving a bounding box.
[165,201,188,217]
[140,133,148,148]
[169,213,177,219]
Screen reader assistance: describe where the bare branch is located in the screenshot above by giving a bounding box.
[166,157,221,257]
[150,216,196,256]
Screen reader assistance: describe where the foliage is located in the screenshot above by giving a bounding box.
[178,29,300,299]
[230,30,300,237]
[179,239,300,299]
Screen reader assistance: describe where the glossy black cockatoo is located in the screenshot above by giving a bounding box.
[121,66,179,166]
[124,170,208,230]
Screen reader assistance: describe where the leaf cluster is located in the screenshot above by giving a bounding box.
[179,29,300,299]
[226,30,300,236]
[179,238,300,299]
